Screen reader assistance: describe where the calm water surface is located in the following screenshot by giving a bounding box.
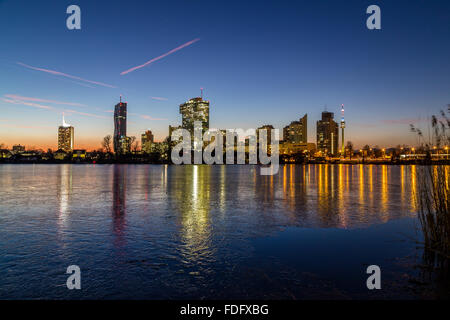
[0,164,422,299]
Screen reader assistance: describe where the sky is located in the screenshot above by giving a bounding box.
[0,0,449,150]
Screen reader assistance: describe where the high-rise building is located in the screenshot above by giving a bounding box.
[58,115,74,152]
[141,130,154,153]
[340,104,346,155]
[114,97,128,154]
[257,124,275,153]
[316,111,339,156]
[283,114,307,143]
[179,97,210,134]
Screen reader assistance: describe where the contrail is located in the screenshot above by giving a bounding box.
[4,94,86,107]
[120,38,200,75]
[17,62,117,88]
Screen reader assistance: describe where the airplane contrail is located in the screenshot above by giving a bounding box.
[120,38,200,75]
[17,62,117,88]
[4,94,86,107]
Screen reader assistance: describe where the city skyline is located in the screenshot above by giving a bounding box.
[1,0,450,150]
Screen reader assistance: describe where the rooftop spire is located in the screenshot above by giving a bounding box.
[62,113,70,127]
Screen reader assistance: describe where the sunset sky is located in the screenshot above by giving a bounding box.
[1,0,450,150]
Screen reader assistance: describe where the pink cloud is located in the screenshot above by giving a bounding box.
[17,62,117,88]
[4,94,86,107]
[2,97,108,120]
[2,98,54,110]
[120,38,200,75]
[1,123,53,130]
[139,114,167,121]
[128,112,167,121]
[64,109,109,119]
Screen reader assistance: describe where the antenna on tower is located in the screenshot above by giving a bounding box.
[120,95,122,103]
[200,88,204,99]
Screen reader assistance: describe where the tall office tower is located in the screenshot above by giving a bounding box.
[58,115,74,152]
[114,96,128,154]
[283,114,307,143]
[179,96,210,134]
[257,124,275,152]
[340,104,345,155]
[316,111,339,156]
[141,130,154,153]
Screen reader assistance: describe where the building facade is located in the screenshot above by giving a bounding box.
[141,130,154,154]
[283,114,307,144]
[114,98,128,154]
[179,97,210,134]
[58,116,74,152]
[316,111,339,156]
[257,124,275,153]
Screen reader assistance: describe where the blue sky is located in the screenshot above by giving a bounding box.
[1,0,449,149]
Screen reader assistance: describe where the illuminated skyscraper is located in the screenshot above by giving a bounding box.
[257,124,275,153]
[179,96,210,134]
[340,104,346,155]
[283,114,307,143]
[316,111,339,156]
[58,115,74,152]
[141,130,154,154]
[114,96,128,154]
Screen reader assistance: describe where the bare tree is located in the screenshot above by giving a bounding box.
[129,136,136,154]
[102,135,112,153]
[132,140,140,154]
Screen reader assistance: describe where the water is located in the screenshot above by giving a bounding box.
[0,164,423,299]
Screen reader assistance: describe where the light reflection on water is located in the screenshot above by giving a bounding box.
[0,164,423,299]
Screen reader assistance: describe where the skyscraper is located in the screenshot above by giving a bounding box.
[283,114,307,143]
[316,111,339,156]
[340,104,346,155]
[141,130,154,154]
[257,124,275,153]
[179,97,210,134]
[114,97,128,154]
[58,115,74,152]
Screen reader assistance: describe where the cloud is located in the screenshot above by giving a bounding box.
[151,97,168,101]
[128,112,167,121]
[17,62,117,88]
[120,38,200,75]
[1,123,53,130]
[4,94,86,107]
[2,97,53,110]
[139,114,167,121]
[63,109,109,119]
[2,96,108,120]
